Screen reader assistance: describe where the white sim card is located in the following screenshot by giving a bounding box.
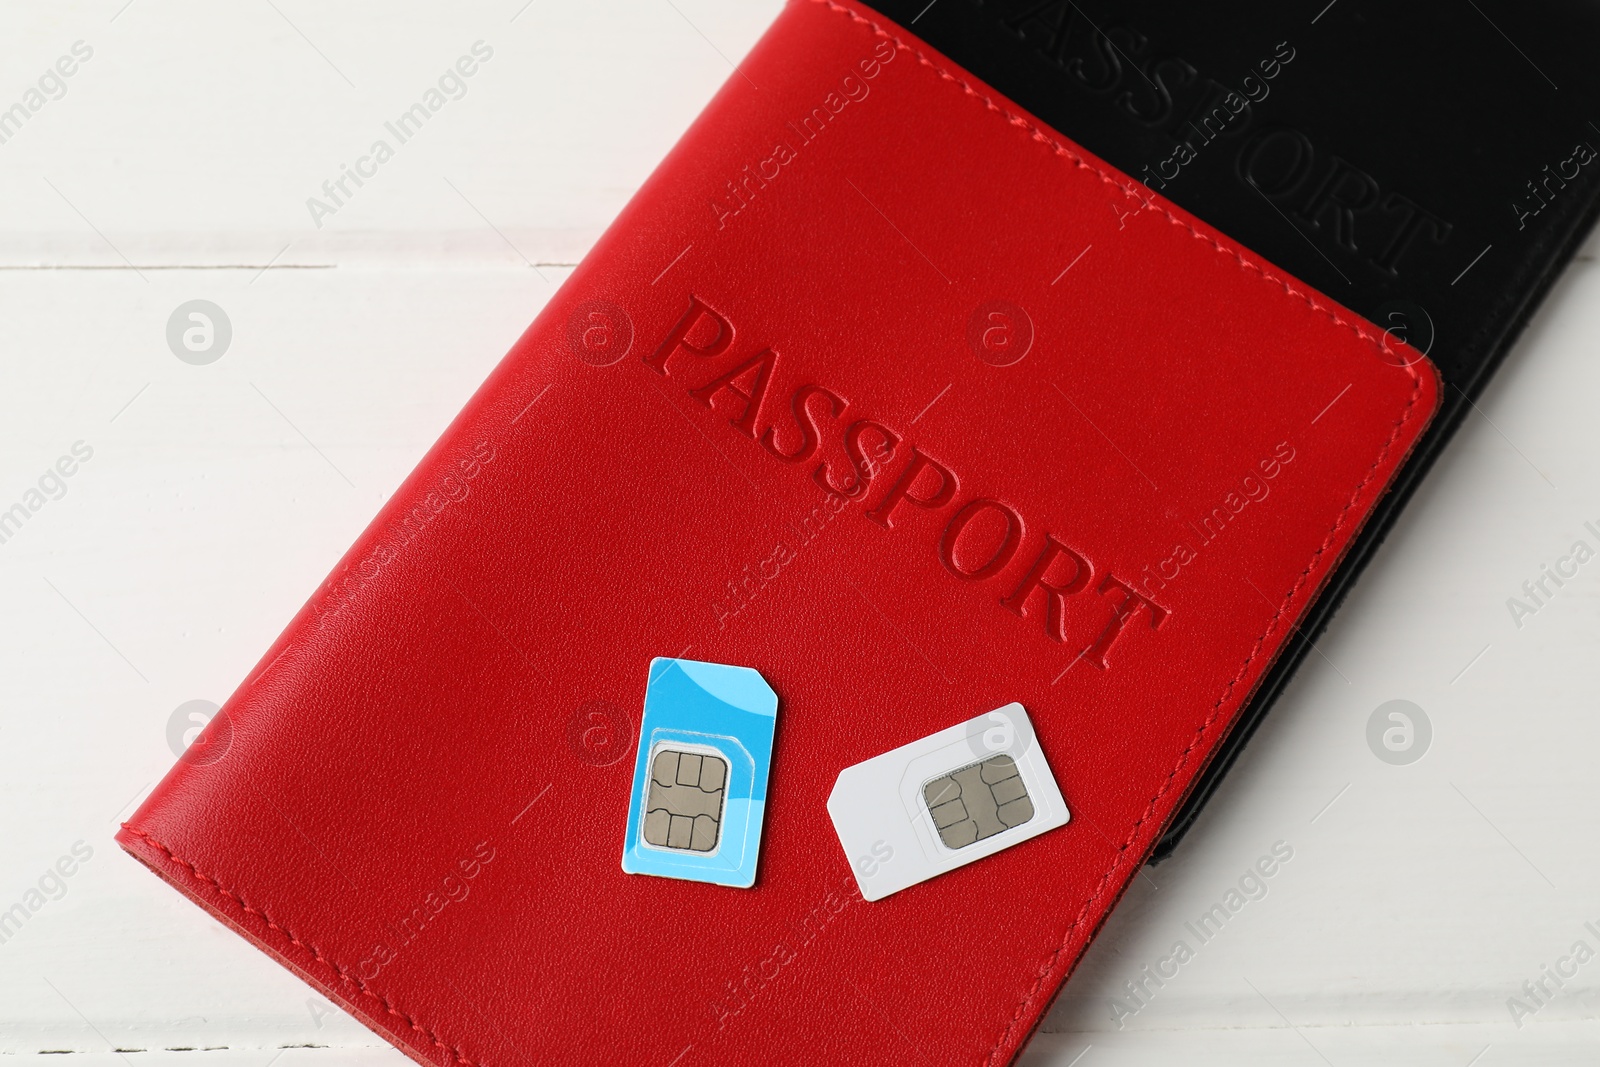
[827,703,1069,902]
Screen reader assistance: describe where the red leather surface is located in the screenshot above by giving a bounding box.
[118,2,1438,1064]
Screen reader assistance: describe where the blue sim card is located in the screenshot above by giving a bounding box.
[621,658,778,888]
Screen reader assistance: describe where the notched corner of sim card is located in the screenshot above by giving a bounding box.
[828,703,1069,902]
[620,657,778,889]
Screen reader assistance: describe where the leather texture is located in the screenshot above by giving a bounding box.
[860,0,1600,860]
[118,2,1439,1064]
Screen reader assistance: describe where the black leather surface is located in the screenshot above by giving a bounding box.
[862,0,1600,860]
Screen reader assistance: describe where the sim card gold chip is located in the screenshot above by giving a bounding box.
[643,748,727,853]
[922,754,1034,850]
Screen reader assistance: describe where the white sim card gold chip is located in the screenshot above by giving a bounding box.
[923,754,1035,849]
[827,703,1069,901]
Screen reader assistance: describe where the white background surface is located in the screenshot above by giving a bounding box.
[1,1,1598,1064]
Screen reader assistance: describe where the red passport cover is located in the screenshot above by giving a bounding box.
[118,1,1438,1064]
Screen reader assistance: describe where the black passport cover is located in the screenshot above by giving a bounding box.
[862,0,1600,858]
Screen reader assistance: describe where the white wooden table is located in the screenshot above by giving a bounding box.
[2,2,1597,1063]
